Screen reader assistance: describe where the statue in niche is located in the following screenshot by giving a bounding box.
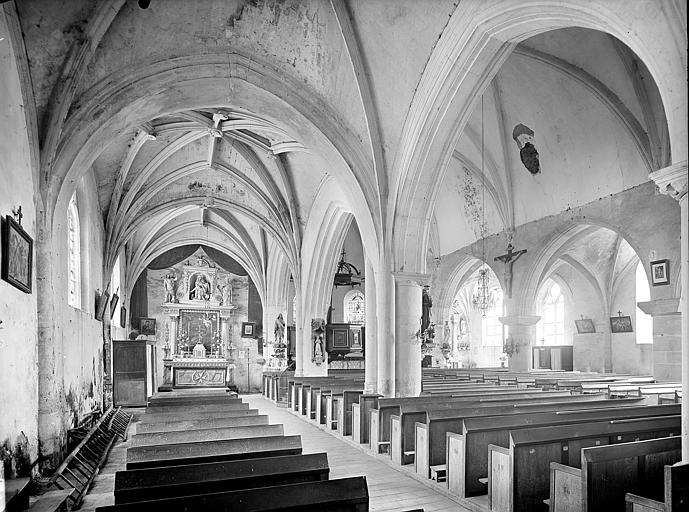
[218,279,233,306]
[443,321,451,344]
[274,313,285,345]
[191,275,211,301]
[512,124,540,175]
[162,271,178,303]
[311,318,326,365]
[421,286,433,333]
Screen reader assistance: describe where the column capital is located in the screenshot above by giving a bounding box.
[392,271,431,287]
[649,161,688,201]
[637,298,680,317]
[499,314,541,327]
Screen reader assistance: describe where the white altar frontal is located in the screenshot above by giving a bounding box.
[159,256,236,389]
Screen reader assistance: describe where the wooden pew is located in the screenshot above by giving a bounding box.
[316,384,364,427]
[146,396,241,407]
[446,404,681,498]
[415,397,644,480]
[352,394,382,444]
[129,424,284,447]
[306,380,363,420]
[126,435,302,470]
[136,414,269,434]
[549,436,681,512]
[487,416,681,512]
[140,402,249,414]
[138,408,258,425]
[97,476,369,511]
[288,374,363,410]
[625,461,689,512]
[369,387,538,453]
[114,453,330,504]
[389,391,574,466]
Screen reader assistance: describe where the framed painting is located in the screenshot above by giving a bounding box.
[242,322,255,338]
[610,315,633,333]
[139,317,156,336]
[650,259,669,286]
[120,306,127,329]
[574,318,595,334]
[110,291,119,319]
[1,215,33,293]
[95,290,109,321]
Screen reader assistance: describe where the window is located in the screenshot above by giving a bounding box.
[635,261,652,344]
[481,287,504,346]
[292,295,297,326]
[68,193,81,308]
[541,282,564,344]
[344,290,365,324]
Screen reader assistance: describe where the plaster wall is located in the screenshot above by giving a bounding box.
[0,11,38,478]
[53,171,105,431]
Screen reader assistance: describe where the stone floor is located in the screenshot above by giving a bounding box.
[80,394,472,512]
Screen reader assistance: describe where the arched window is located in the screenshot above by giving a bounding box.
[541,282,564,344]
[481,287,503,346]
[68,193,81,308]
[635,261,652,344]
[343,290,365,324]
[291,295,297,326]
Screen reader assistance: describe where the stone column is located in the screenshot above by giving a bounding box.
[377,269,394,396]
[638,298,681,381]
[364,258,378,393]
[393,272,429,397]
[649,161,687,461]
[499,314,540,371]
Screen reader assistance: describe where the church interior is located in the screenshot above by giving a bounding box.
[0,1,686,511]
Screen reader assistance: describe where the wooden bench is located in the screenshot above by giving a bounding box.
[390,391,576,465]
[138,408,258,425]
[125,435,302,470]
[136,414,269,434]
[415,397,644,480]
[4,477,31,512]
[146,396,241,407]
[625,461,688,511]
[288,375,363,410]
[487,415,681,512]
[446,403,681,498]
[337,390,365,436]
[140,402,249,415]
[98,476,369,511]
[129,424,284,447]
[306,380,363,420]
[549,436,681,511]
[114,453,330,504]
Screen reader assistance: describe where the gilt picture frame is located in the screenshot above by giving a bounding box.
[1,215,33,294]
[610,315,633,333]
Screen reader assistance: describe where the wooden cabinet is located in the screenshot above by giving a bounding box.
[113,340,149,406]
[532,345,573,371]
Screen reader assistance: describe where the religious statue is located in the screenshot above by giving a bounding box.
[218,280,232,306]
[494,242,527,299]
[512,124,540,175]
[443,321,451,345]
[421,286,433,332]
[274,313,285,345]
[162,272,178,303]
[191,275,211,300]
[195,254,210,267]
[311,318,326,365]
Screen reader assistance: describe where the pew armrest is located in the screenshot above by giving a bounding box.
[624,493,665,511]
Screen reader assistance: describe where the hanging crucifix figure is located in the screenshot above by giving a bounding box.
[494,243,527,299]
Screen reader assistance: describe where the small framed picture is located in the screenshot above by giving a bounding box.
[1,215,33,294]
[139,317,156,336]
[95,290,110,322]
[610,315,633,333]
[242,322,256,338]
[120,306,127,329]
[650,259,669,286]
[110,291,119,319]
[574,318,595,334]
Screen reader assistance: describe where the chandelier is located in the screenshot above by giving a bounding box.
[472,94,491,317]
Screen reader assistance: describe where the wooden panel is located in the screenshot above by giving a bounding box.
[414,424,429,478]
[446,433,465,496]
[370,410,379,452]
[513,442,563,512]
[391,416,402,464]
[113,341,147,407]
[549,463,581,512]
[489,445,512,512]
[352,404,361,443]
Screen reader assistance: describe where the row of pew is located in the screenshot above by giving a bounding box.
[263,368,687,512]
[94,389,372,511]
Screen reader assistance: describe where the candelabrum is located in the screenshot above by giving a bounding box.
[178,328,191,357]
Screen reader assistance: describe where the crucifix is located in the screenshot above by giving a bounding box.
[494,242,527,299]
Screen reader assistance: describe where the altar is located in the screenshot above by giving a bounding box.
[158,255,237,390]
